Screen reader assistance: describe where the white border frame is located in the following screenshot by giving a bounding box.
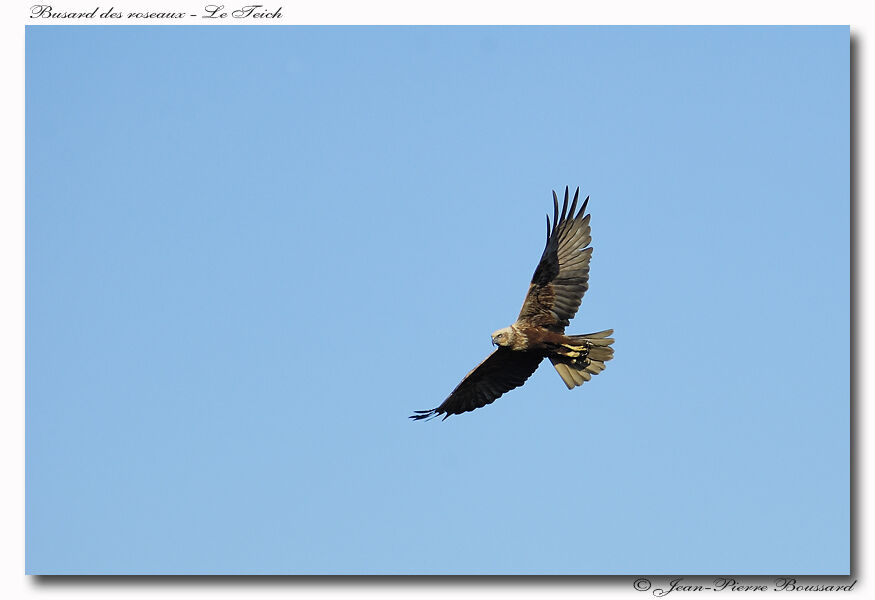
[4,2,868,598]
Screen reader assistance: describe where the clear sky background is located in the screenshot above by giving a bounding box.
[26,26,849,575]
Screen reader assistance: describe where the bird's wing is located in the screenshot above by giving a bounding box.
[517,186,593,331]
[410,348,543,421]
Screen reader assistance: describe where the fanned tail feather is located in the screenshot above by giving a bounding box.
[550,329,614,389]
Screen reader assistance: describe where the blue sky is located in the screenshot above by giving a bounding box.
[26,26,849,574]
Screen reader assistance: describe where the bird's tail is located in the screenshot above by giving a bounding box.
[549,329,614,389]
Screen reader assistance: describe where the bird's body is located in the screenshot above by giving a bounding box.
[490,323,590,352]
[411,187,614,421]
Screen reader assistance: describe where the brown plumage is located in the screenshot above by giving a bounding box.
[411,186,614,421]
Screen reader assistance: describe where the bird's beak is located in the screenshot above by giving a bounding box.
[491,338,497,346]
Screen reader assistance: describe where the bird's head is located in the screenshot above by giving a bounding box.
[491,327,515,347]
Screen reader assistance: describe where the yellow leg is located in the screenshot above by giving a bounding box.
[561,343,588,358]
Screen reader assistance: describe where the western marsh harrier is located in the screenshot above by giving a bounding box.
[410,187,614,421]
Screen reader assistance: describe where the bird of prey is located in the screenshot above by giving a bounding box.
[411,187,614,421]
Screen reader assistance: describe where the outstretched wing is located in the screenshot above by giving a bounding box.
[517,186,593,331]
[410,349,543,421]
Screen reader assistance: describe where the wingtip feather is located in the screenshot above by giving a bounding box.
[410,409,443,421]
[561,186,569,222]
[569,187,580,218]
[579,195,590,218]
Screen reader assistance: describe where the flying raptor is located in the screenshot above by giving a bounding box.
[411,187,614,421]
